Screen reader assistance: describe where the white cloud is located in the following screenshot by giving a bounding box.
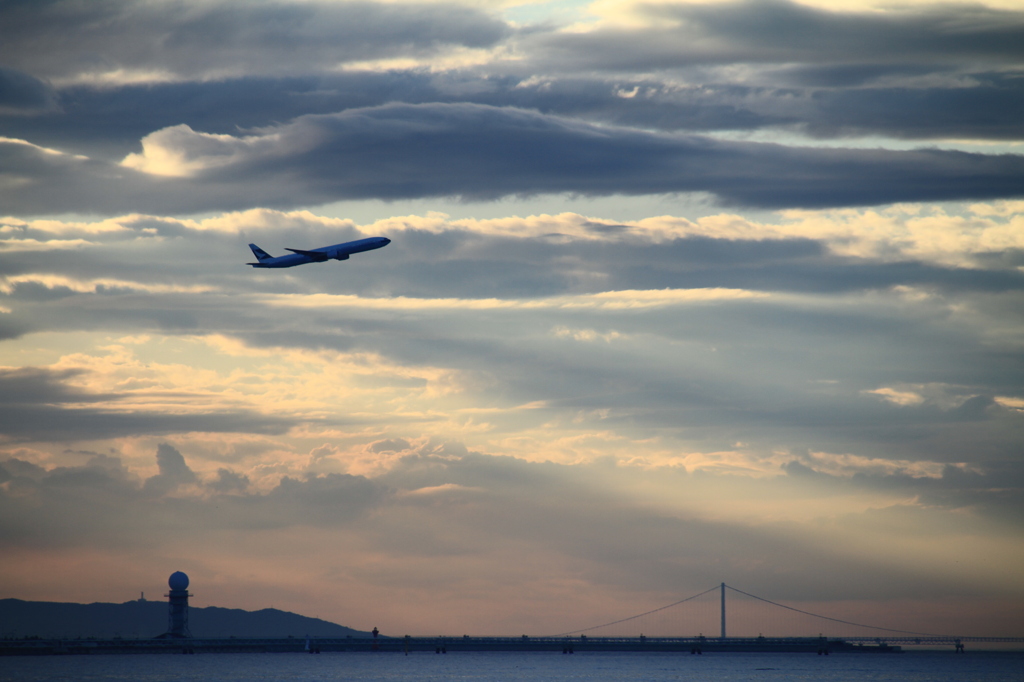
[122,125,290,178]
[259,287,767,312]
[552,326,624,342]
[0,137,85,160]
[0,274,214,295]
[8,206,1024,270]
[864,387,925,406]
[800,450,951,479]
[994,396,1024,412]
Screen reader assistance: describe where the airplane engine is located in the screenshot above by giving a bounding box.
[334,253,350,260]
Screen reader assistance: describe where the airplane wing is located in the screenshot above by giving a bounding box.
[284,248,330,262]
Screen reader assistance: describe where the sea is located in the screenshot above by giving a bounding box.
[2,651,1022,682]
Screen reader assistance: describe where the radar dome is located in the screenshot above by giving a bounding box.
[168,571,189,591]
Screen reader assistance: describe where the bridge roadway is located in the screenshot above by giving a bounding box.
[5,634,1019,656]
[843,636,1024,648]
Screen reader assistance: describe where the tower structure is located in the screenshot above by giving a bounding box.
[165,571,193,638]
[720,582,726,639]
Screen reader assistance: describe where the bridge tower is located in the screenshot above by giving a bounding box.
[720,582,726,638]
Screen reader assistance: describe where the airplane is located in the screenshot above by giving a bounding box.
[247,236,390,268]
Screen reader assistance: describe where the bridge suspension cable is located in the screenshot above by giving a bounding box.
[549,585,720,637]
[723,584,946,637]
[549,582,956,639]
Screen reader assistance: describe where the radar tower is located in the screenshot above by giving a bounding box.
[164,571,193,638]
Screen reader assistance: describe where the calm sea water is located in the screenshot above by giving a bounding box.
[2,651,1022,682]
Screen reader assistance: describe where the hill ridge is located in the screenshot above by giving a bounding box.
[0,598,370,639]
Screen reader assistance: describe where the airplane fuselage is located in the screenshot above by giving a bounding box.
[248,236,390,268]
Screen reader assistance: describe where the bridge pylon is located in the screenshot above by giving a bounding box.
[720,583,726,639]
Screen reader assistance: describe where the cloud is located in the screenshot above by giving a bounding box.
[0,366,296,442]
[792,77,1024,140]
[0,0,509,83]
[0,0,1022,635]
[142,443,198,495]
[865,387,926,406]
[3,444,1016,606]
[261,288,767,312]
[209,467,250,494]
[5,69,1022,173]
[2,1,1024,218]
[0,68,57,114]
[536,0,1024,70]
[126,103,1024,209]
[5,104,1024,216]
[782,454,1024,525]
[0,445,387,556]
[0,202,1021,476]
[121,125,277,178]
[2,0,1022,173]
[0,366,113,404]
[9,205,1024,276]
[1,274,214,297]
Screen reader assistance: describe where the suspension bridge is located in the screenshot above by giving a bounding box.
[537,582,1024,652]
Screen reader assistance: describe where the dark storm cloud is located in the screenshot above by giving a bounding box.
[0,367,296,442]
[1,0,1023,197]
[503,0,1024,140]
[0,367,112,405]
[799,77,1024,140]
[0,68,56,114]
[0,73,448,158]
[0,136,159,216]
[0,0,507,81]
[530,0,1024,71]
[0,0,1021,176]
[158,104,1024,208]
[1,74,780,160]
[4,103,1024,216]
[4,69,1022,165]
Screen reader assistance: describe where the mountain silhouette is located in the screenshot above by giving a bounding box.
[0,598,371,639]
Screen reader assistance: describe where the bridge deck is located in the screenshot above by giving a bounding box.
[6,634,1020,656]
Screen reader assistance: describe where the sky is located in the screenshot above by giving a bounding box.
[1,0,1023,639]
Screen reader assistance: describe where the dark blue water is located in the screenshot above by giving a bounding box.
[2,651,1022,682]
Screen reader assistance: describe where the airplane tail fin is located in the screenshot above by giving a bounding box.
[248,243,273,261]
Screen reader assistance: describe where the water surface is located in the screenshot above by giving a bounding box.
[3,650,1022,682]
